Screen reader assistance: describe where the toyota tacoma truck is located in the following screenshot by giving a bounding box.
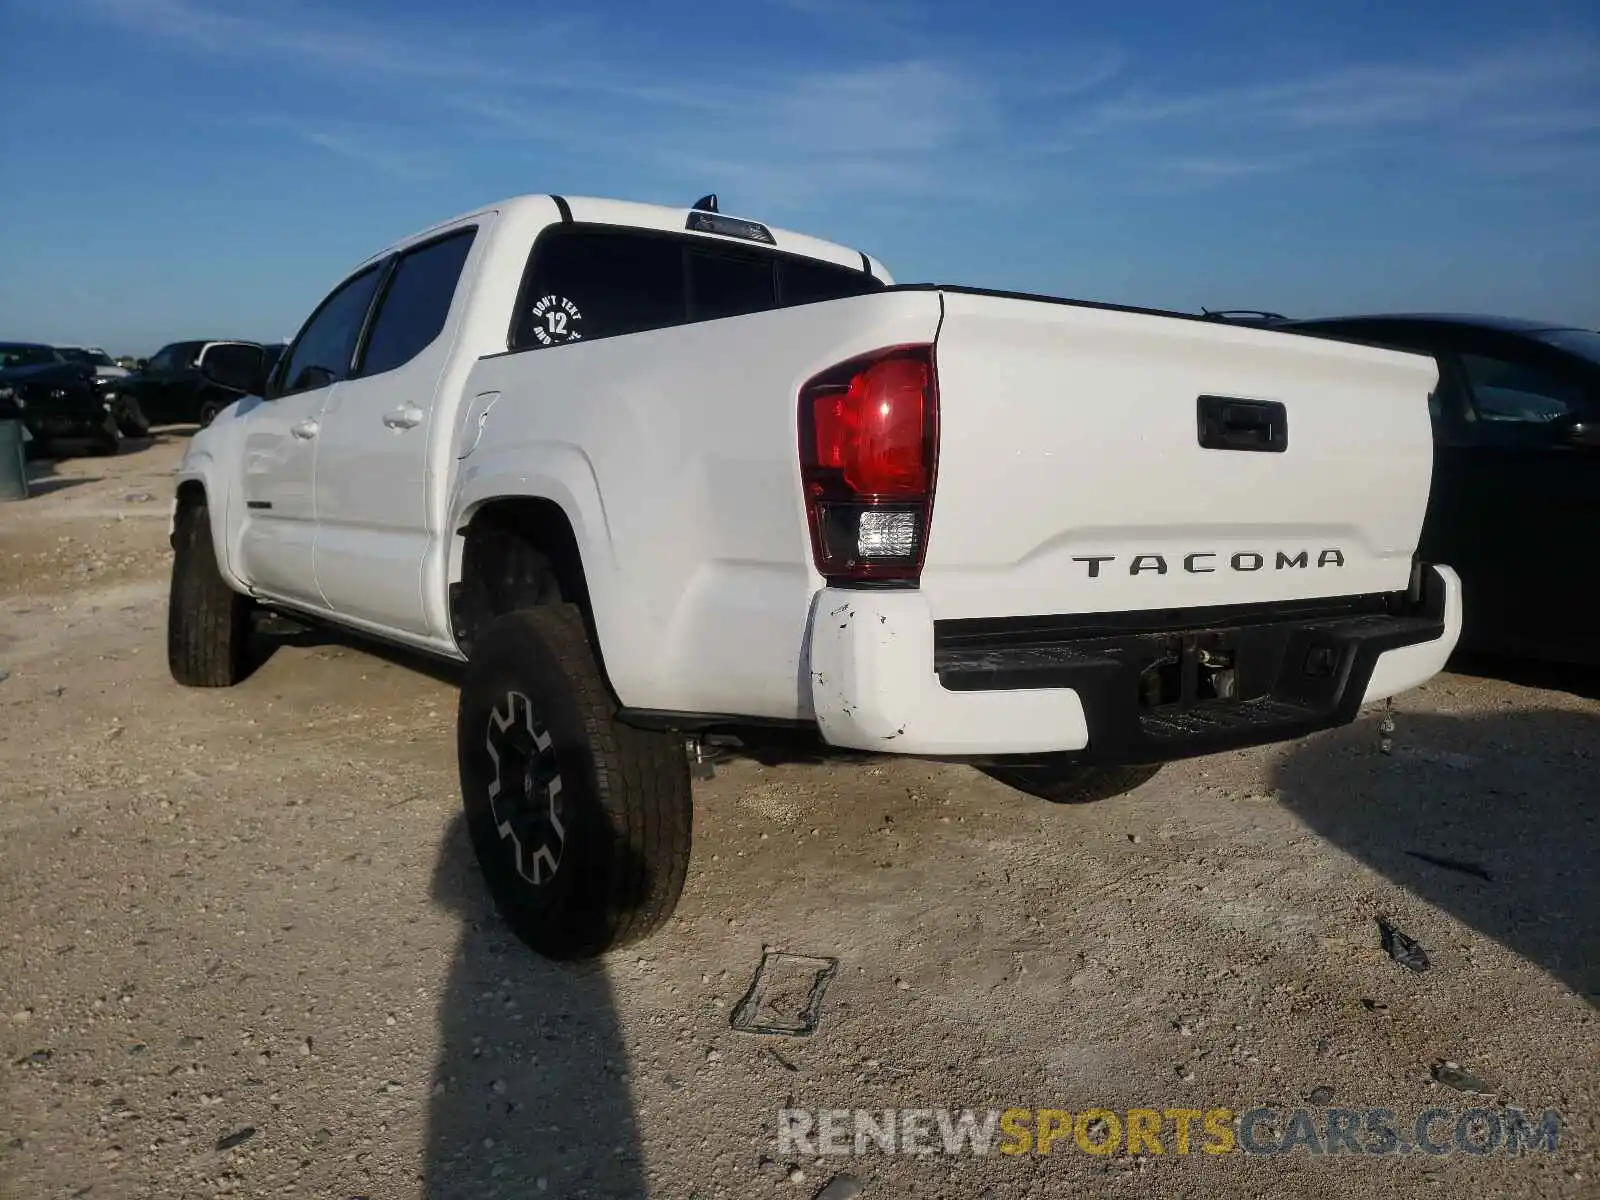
[166,193,1462,960]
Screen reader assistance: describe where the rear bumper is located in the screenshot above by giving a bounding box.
[807,564,1461,760]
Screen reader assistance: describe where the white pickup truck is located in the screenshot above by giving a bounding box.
[168,193,1462,959]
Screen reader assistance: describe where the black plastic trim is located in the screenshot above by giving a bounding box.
[617,709,812,733]
[859,251,873,276]
[1197,395,1288,453]
[937,575,1449,766]
[246,500,272,510]
[550,195,573,223]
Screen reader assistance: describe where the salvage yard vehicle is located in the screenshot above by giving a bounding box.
[120,339,277,427]
[1278,314,1600,667]
[55,346,151,437]
[165,193,1463,959]
[0,341,124,456]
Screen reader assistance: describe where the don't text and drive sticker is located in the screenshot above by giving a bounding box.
[530,294,583,346]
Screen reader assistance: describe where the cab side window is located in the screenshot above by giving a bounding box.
[275,265,385,396]
[357,228,477,377]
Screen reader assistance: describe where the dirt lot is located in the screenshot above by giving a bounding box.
[2,435,1596,1200]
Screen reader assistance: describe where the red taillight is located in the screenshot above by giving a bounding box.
[798,344,938,584]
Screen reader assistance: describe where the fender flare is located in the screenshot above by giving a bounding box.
[445,446,642,696]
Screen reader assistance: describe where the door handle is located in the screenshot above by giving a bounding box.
[383,404,424,430]
[290,419,319,439]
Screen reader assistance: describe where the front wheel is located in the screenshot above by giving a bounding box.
[167,501,254,686]
[197,399,225,428]
[457,605,693,960]
[980,761,1163,805]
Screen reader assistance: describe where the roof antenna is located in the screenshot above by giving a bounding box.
[692,193,718,213]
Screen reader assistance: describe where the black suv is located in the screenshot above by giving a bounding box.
[120,340,283,426]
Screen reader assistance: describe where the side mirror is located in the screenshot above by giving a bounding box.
[1554,412,1600,449]
[199,352,267,396]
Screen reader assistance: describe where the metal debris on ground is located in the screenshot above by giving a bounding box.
[1378,700,1396,755]
[813,1175,866,1200]
[730,949,840,1038]
[215,1126,257,1151]
[1432,1061,1494,1095]
[1405,850,1494,882]
[1377,916,1430,973]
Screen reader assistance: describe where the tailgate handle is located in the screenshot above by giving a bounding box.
[1197,396,1287,453]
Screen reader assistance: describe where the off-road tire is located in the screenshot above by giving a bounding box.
[117,397,152,438]
[168,501,253,687]
[981,761,1163,805]
[458,605,692,960]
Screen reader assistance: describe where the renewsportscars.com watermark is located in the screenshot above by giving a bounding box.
[778,1106,1564,1159]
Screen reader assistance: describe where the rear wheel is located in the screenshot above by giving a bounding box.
[457,605,692,960]
[168,500,254,686]
[981,761,1163,805]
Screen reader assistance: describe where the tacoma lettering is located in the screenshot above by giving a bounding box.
[1070,551,1348,577]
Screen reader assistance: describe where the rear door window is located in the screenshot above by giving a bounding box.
[358,227,478,376]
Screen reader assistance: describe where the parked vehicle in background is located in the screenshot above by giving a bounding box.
[119,340,275,426]
[54,346,150,437]
[1279,313,1600,667]
[165,192,1462,960]
[0,342,123,456]
[57,345,129,383]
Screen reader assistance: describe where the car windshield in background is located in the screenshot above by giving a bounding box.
[0,343,61,368]
[58,348,116,367]
[1534,328,1600,365]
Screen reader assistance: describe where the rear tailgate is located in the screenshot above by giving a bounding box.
[922,289,1439,620]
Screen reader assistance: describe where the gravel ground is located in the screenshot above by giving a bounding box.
[2,435,1596,1200]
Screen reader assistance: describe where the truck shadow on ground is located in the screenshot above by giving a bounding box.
[245,621,465,688]
[1271,705,1600,1006]
[424,813,646,1198]
[1445,652,1600,703]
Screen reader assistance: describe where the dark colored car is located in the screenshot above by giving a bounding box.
[119,340,277,427]
[1276,313,1600,666]
[0,341,124,457]
[53,346,152,437]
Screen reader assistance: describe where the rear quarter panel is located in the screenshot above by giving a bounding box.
[451,289,944,718]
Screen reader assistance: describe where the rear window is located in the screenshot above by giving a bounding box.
[1533,327,1600,366]
[780,257,883,306]
[509,224,882,352]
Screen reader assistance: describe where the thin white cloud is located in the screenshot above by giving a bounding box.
[245,115,438,179]
[49,0,1600,202]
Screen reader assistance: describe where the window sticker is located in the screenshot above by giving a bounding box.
[529,294,583,346]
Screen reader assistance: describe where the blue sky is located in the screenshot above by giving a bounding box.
[2,0,1597,354]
